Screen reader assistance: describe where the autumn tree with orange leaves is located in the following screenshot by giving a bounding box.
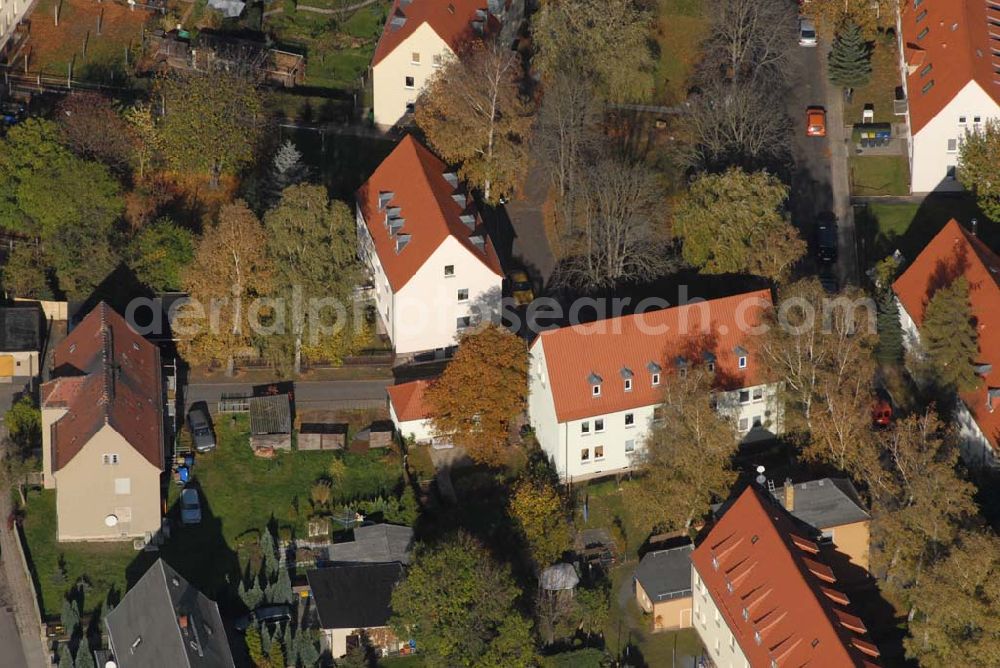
[425,325,527,466]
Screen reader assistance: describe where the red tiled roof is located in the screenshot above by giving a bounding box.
[372,0,491,67]
[41,302,163,472]
[900,0,1000,134]
[691,486,881,668]
[356,134,502,292]
[387,379,433,422]
[531,290,773,423]
[892,218,1000,450]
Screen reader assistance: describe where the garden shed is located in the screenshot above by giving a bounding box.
[249,393,292,452]
[298,422,348,451]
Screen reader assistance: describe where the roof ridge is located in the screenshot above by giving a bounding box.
[98,303,115,422]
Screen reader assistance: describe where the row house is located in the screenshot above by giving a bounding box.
[527,290,781,482]
[692,486,881,668]
[356,135,503,357]
[893,218,1000,467]
[370,0,522,127]
[896,0,1000,192]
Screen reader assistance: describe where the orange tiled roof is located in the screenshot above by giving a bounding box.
[691,486,881,668]
[41,302,163,472]
[900,0,1000,134]
[387,379,433,421]
[892,218,1000,450]
[372,0,493,67]
[531,290,773,423]
[356,135,503,292]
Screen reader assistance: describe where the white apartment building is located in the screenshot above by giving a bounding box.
[0,0,29,53]
[690,486,881,668]
[527,290,782,482]
[892,218,1000,468]
[356,134,503,357]
[896,0,1000,192]
[370,0,522,128]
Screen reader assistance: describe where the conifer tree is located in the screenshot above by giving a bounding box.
[828,22,872,89]
[58,644,73,668]
[877,289,904,363]
[266,140,309,209]
[267,637,286,668]
[922,277,980,392]
[246,625,266,666]
[75,636,95,668]
[61,599,80,636]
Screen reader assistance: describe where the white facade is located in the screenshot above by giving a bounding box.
[0,0,29,52]
[388,403,435,444]
[372,22,453,128]
[322,627,403,659]
[528,343,781,482]
[0,349,39,379]
[357,205,502,356]
[896,299,997,468]
[691,566,749,668]
[899,74,1000,192]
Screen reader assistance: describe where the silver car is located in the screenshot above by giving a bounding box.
[799,17,818,47]
[180,487,202,525]
[187,402,216,453]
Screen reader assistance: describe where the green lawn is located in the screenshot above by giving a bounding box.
[850,155,910,196]
[654,0,709,105]
[21,415,404,618]
[844,33,902,125]
[855,195,999,268]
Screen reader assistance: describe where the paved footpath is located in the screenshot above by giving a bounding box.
[0,494,48,667]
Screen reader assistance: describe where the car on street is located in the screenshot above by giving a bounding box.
[806,107,827,137]
[798,17,818,46]
[234,605,293,632]
[180,487,202,525]
[507,269,534,306]
[187,401,217,453]
[815,211,838,263]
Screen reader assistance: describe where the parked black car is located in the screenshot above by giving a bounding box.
[815,212,838,264]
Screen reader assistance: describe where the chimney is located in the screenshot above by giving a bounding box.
[988,388,1000,413]
[178,615,189,629]
[783,478,794,511]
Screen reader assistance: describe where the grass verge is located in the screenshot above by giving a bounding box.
[850,155,910,196]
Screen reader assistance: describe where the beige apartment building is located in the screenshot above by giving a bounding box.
[41,302,164,542]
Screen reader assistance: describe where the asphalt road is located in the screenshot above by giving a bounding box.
[786,43,836,265]
[0,602,28,668]
[184,378,392,411]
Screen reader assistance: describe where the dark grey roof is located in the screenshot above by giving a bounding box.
[328,523,413,565]
[307,563,403,630]
[249,394,291,434]
[105,559,234,668]
[0,306,41,352]
[634,543,693,601]
[774,478,870,529]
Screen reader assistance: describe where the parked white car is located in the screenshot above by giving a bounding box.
[799,17,818,47]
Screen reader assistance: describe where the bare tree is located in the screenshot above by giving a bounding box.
[680,79,792,171]
[533,65,603,226]
[700,0,797,85]
[554,157,675,290]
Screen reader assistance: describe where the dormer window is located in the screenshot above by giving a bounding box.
[675,356,688,378]
[588,372,602,397]
[647,361,661,386]
[734,346,748,370]
[620,367,633,392]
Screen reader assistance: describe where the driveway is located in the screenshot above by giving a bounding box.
[785,41,857,285]
[184,378,391,411]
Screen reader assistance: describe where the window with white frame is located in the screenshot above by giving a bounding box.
[738,355,748,369]
[444,264,455,277]
[457,288,469,302]
[752,387,764,402]
[651,372,660,386]
[624,378,632,392]
[594,445,604,460]
[739,417,749,432]
[947,138,958,153]
[959,115,967,124]
[581,448,590,462]
[581,421,590,435]
[738,389,751,404]
[456,316,471,330]
[102,454,119,465]
[592,384,601,397]
[404,76,415,88]
[411,51,421,64]
[624,413,635,427]
[625,439,635,453]
[432,53,443,67]
[595,418,605,433]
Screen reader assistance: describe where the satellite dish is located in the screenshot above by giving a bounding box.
[105,661,118,668]
[754,465,767,486]
[105,514,119,527]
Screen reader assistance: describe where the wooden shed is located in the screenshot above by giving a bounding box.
[249,393,292,452]
[298,422,348,451]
